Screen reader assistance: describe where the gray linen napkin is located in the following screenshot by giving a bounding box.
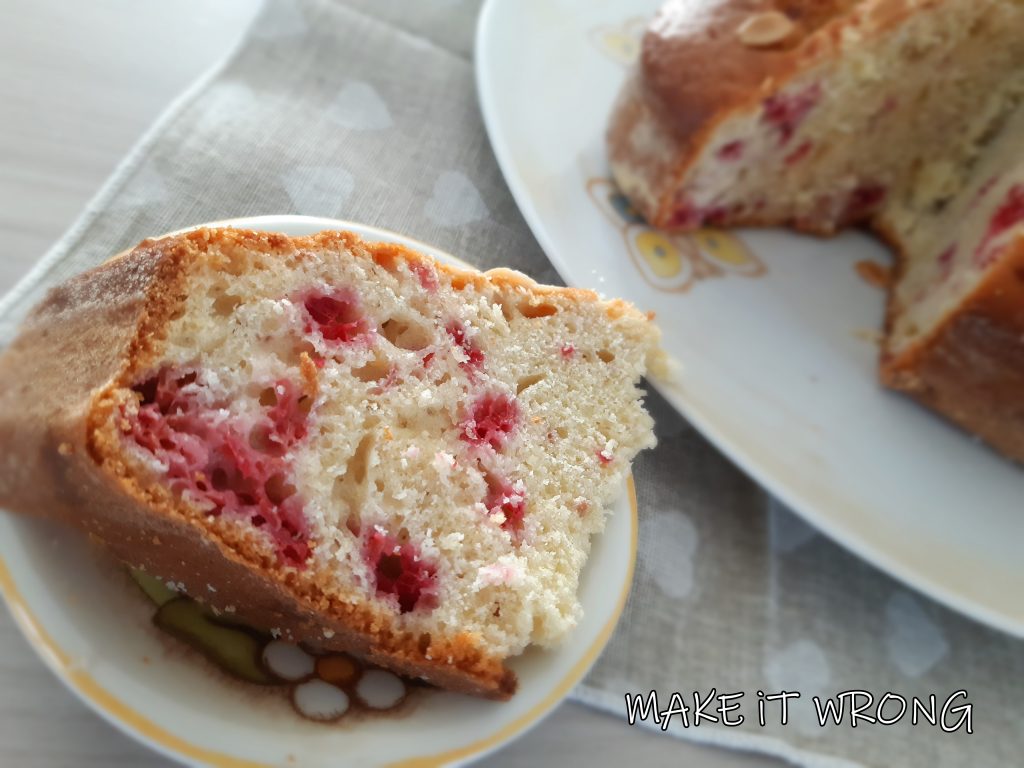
[2,1,1021,765]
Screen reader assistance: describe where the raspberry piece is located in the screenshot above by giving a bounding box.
[667,197,729,229]
[364,530,437,613]
[936,245,956,282]
[988,184,1024,236]
[560,344,576,360]
[124,369,312,567]
[975,185,1024,267]
[762,82,821,144]
[842,184,887,223]
[716,140,745,161]
[410,261,439,293]
[784,140,814,166]
[704,206,729,226]
[485,478,527,537]
[667,198,703,229]
[461,393,519,450]
[303,290,366,343]
[264,379,310,450]
[446,321,485,373]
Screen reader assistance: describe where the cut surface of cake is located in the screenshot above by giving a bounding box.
[607,0,1024,463]
[0,228,660,697]
[878,105,1024,461]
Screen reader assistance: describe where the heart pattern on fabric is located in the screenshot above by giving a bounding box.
[283,165,355,218]
[885,591,950,678]
[638,508,699,601]
[423,171,489,227]
[328,81,394,131]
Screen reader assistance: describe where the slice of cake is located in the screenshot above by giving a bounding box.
[0,228,659,698]
[608,0,1024,234]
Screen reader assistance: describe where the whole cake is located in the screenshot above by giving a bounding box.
[608,0,1024,462]
[0,228,659,698]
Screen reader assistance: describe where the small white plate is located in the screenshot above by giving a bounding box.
[476,0,1024,636]
[0,215,637,767]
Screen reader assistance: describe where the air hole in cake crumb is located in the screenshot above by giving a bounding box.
[350,436,374,483]
[380,318,432,351]
[353,355,391,383]
[270,338,319,369]
[259,387,279,407]
[516,373,545,394]
[220,258,247,277]
[261,314,290,336]
[418,633,432,655]
[518,301,558,318]
[265,474,297,505]
[249,424,285,457]
[210,289,242,317]
[596,350,615,363]
[494,297,516,322]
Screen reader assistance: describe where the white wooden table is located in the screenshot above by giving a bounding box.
[0,2,779,765]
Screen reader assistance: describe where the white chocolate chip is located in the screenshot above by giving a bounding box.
[737,11,795,47]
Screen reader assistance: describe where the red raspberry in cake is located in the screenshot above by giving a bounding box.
[784,140,814,167]
[975,185,1024,267]
[126,369,311,566]
[716,140,745,161]
[761,82,821,145]
[303,289,367,344]
[410,261,439,293]
[446,321,485,373]
[460,393,519,451]
[936,244,956,283]
[485,477,527,538]
[843,184,888,223]
[560,344,576,359]
[364,529,438,614]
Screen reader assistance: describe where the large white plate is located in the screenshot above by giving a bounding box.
[0,215,637,767]
[476,0,1024,636]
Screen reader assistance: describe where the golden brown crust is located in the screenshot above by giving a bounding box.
[0,227,653,699]
[880,233,1024,463]
[607,0,924,227]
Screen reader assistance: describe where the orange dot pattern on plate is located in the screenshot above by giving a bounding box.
[316,654,359,687]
